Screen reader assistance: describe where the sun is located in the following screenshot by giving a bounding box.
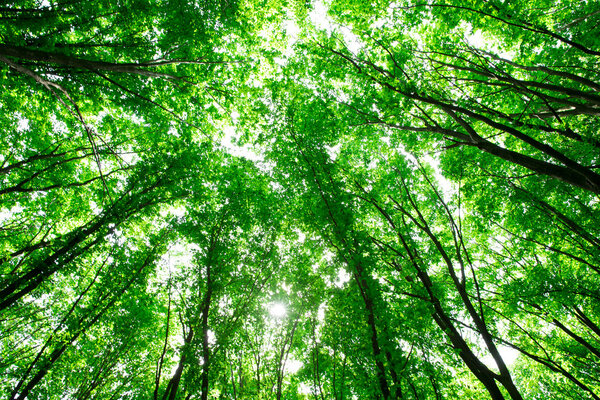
[268,302,287,318]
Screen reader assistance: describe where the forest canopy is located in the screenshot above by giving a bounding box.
[1,0,600,399]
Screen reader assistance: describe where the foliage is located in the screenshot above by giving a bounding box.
[1,0,600,399]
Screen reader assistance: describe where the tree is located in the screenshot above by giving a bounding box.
[2,0,600,399]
